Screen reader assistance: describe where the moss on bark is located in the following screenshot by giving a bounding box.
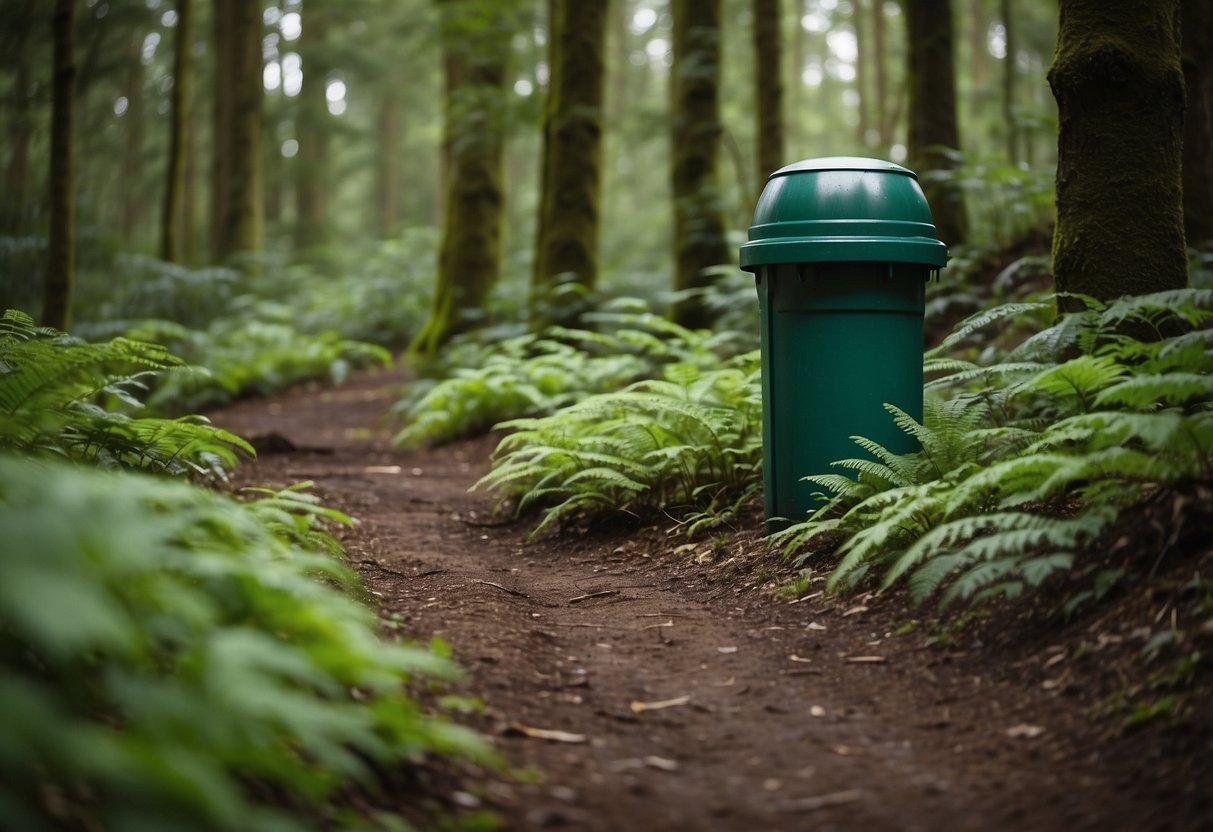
[531,0,608,326]
[1049,0,1187,307]
[670,0,729,330]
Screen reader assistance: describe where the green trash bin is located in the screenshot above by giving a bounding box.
[739,157,948,527]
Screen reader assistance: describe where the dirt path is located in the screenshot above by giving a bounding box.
[210,367,1210,832]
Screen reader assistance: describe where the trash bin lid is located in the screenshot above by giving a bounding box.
[739,156,949,270]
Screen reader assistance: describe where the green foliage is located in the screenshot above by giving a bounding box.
[392,301,753,448]
[0,310,252,479]
[775,289,1213,609]
[0,457,493,832]
[476,354,762,536]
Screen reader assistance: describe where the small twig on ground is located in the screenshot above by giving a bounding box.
[569,590,619,604]
[476,579,532,599]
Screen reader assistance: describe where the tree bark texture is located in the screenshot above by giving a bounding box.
[1049,0,1187,305]
[872,0,891,148]
[670,0,729,329]
[410,0,512,360]
[211,0,263,263]
[531,0,608,323]
[2,0,39,227]
[1182,0,1213,247]
[161,0,191,263]
[905,0,969,245]
[1000,0,1019,164]
[43,0,75,330]
[294,5,331,253]
[753,0,785,183]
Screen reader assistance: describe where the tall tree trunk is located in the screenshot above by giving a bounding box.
[905,0,968,245]
[161,0,191,263]
[852,0,869,148]
[872,0,891,149]
[43,0,75,330]
[294,5,331,253]
[3,0,39,228]
[1182,0,1213,247]
[410,0,513,360]
[531,0,608,324]
[1000,0,1018,164]
[211,0,263,263]
[121,32,146,242]
[787,0,806,150]
[968,0,988,93]
[753,0,784,182]
[375,87,403,239]
[1049,0,1187,306]
[670,0,729,329]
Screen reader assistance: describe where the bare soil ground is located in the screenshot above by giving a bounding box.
[210,365,1212,832]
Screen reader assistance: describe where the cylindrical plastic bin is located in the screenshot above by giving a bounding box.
[739,157,948,526]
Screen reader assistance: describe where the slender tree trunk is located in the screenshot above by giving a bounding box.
[3,0,39,227]
[410,0,513,360]
[161,0,191,263]
[968,0,988,92]
[1182,0,1213,247]
[1049,0,1187,306]
[375,87,403,239]
[753,0,784,182]
[531,0,608,324]
[670,0,729,329]
[787,0,806,150]
[43,0,75,330]
[852,0,869,148]
[905,0,968,245]
[294,5,330,253]
[872,0,890,148]
[1000,0,1018,164]
[121,32,146,242]
[211,0,263,263]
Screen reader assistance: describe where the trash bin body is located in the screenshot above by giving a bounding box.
[740,158,948,525]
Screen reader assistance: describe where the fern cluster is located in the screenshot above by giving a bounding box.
[0,310,251,479]
[0,457,493,832]
[392,301,751,447]
[775,289,1213,608]
[477,355,762,536]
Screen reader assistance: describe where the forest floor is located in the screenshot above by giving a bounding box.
[210,364,1212,832]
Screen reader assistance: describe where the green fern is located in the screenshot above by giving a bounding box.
[0,310,252,479]
[779,288,1213,609]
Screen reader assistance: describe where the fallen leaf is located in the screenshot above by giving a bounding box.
[1005,723,1045,739]
[841,606,869,617]
[718,646,738,654]
[845,656,886,664]
[643,755,679,771]
[506,723,588,744]
[807,622,827,631]
[630,695,691,714]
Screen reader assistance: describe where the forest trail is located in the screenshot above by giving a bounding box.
[210,366,1205,832]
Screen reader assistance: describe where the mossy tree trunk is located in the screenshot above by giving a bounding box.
[294,4,332,255]
[753,0,784,183]
[1048,0,1187,306]
[409,0,514,361]
[670,0,729,330]
[211,0,263,264]
[904,0,968,246]
[42,0,75,331]
[531,0,608,326]
[161,0,191,264]
[1182,0,1213,248]
[1000,0,1019,165]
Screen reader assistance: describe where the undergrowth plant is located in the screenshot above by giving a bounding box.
[0,457,493,832]
[0,309,251,479]
[476,354,762,536]
[773,289,1213,609]
[392,300,754,448]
